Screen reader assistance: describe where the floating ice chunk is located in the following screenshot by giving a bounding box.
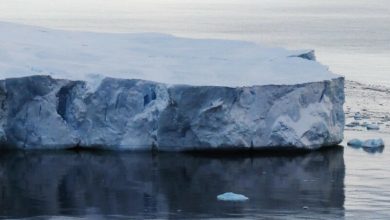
[362,139,385,148]
[217,192,249,202]
[354,112,362,120]
[363,145,384,154]
[382,115,390,122]
[346,121,359,127]
[347,139,363,148]
[366,124,380,130]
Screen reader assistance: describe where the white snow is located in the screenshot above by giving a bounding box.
[217,192,249,202]
[0,22,341,87]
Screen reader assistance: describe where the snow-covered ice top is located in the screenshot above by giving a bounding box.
[0,22,341,87]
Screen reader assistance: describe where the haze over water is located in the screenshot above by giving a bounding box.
[0,0,389,85]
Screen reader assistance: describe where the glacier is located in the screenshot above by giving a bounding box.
[0,22,345,150]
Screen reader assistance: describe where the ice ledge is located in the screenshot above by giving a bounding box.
[0,75,345,150]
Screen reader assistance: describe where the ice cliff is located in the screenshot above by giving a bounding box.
[0,22,345,150]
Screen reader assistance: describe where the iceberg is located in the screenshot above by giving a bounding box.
[0,22,345,150]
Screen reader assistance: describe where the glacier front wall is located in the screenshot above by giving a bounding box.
[0,76,345,150]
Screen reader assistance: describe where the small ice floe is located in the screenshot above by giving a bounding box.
[348,138,385,153]
[346,121,359,128]
[217,192,249,202]
[361,122,369,127]
[347,139,363,148]
[366,124,380,130]
[362,139,385,148]
[362,115,370,120]
[363,146,385,154]
[354,112,362,120]
[382,115,390,122]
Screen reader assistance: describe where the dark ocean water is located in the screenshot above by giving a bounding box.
[0,130,389,219]
[0,147,345,219]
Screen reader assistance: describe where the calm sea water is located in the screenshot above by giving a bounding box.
[0,148,346,219]
[0,0,389,85]
[0,1,389,219]
[0,130,389,219]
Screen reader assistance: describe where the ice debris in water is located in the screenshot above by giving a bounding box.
[348,138,384,148]
[346,121,359,127]
[347,139,363,148]
[382,115,390,122]
[217,192,249,202]
[366,124,380,130]
[354,112,362,120]
[362,139,384,148]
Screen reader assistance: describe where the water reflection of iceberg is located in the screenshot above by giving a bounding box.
[0,147,345,219]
